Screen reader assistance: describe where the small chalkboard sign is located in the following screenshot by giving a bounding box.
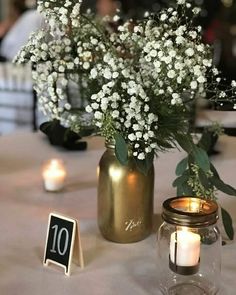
[43,213,84,276]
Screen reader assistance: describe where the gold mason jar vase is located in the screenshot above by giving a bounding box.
[97,142,154,243]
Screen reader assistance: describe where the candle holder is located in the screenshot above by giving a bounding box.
[42,159,67,192]
[157,197,221,295]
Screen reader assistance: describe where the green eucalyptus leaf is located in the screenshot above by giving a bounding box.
[197,129,219,154]
[175,134,193,153]
[188,153,195,166]
[210,163,220,179]
[173,173,189,187]
[210,177,236,196]
[114,133,128,166]
[182,183,194,196]
[175,157,188,176]
[221,207,234,240]
[176,182,193,196]
[192,146,210,172]
[197,130,212,151]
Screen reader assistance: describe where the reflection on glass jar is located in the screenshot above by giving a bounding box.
[157,197,221,295]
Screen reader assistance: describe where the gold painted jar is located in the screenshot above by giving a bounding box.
[97,142,154,243]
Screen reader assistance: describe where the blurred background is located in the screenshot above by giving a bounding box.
[0,0,235,135]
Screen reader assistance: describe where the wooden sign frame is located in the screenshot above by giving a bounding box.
[43,212,84,276]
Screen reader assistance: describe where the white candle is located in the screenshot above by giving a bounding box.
[170,230,200,267]
[43,159,66,192]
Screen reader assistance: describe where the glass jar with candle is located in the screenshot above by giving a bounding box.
[157,197,221,295]
[42,159,66,192]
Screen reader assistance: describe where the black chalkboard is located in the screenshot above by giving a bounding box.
[44,213,76,276]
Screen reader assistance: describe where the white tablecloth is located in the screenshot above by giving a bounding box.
[0,132,235,295]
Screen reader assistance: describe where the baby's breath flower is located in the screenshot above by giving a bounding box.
[14,0,236,163]
[231,80,236,87]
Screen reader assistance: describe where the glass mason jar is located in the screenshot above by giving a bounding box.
[157,197,221,295]
[97,141,154,243]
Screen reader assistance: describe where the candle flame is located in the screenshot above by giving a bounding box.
[43,159,66,178]
[189,199,201,213]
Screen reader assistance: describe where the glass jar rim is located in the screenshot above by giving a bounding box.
[162,196,218,227]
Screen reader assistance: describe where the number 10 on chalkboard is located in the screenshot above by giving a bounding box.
[43,213,84,276]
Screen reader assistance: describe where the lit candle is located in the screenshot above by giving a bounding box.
[42,159,66,192]
[170,229,200,267]
[189,199,201,213]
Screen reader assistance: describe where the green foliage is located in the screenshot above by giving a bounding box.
[175,133,193,153]
[197,129,218,152]
[210,177,236,196]
[175,157,188,176]
[198,169,212,190]
[151,106,189,153]
[221,207,234,240]
[192,146,210,172]
[210,163,220,178]
[174,129,236,240]
[114,133,128,166]
[173,171,189,187]
[101,113,116,140]
[177,183,194,196]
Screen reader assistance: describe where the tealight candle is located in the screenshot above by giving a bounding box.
[170,229,200,267]
[42,159,66,192]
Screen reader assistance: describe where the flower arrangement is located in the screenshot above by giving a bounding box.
[15,0,236,238]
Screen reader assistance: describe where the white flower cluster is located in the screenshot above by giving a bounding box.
[86,77,159,159]
[14,0,236,161]
[38,0,82,29]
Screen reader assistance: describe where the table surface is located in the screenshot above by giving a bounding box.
[0,132,236,295]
